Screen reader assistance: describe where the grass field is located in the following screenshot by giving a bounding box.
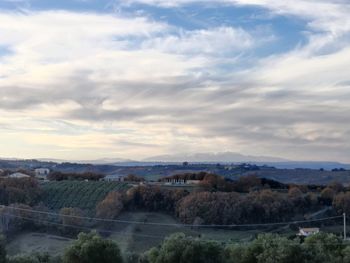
[109,212,259,254]
[6,212,260,256]
[6,232,73,257]
[41,181,130,211]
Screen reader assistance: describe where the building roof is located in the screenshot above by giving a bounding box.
[35,168,50,171]
[299,228,319,232]
[105,174,125,179]
[9,172,31,178]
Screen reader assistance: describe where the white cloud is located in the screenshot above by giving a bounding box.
[142,26,254,55]
[1,5,350,162]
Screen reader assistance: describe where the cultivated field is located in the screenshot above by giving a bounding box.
[41,181,130,211]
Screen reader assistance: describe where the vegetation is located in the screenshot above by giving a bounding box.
[41,181,130,210]
[0,178,41,206]
[48,172,104,182]
[146,233,224,263]
[125,185,188,213]
[96,192,124,228]
[63,232,123,263]
[4,229,350,263]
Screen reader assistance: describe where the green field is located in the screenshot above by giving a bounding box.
[41,181,130,211]
[109,212,260,254]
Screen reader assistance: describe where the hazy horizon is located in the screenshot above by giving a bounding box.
[1,0,350,162]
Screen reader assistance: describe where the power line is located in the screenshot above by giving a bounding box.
[2,213,165,239]
[0,205,343,228]
[4,213,349,246]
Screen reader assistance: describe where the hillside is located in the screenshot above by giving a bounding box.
[41,181,130,211]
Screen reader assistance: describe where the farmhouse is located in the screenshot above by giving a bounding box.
[103,174,126,182]
[35,168,50,180]
[8,172,31,179]
[298,227,320,237]
[164,178,186,185]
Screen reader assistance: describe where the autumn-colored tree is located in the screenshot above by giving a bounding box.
[288,187,306,211]
[96,192,123,230]
[333,192,350,217]
[60,207,84,234]
[320,187,335,205]
[0,177,41,205]
[124,174,145,182]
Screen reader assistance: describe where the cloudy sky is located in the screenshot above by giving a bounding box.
[0,0,350,162]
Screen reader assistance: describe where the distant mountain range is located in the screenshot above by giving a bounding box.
[38,158,135,165]
[2,152,350,170]
[143,152,290,163]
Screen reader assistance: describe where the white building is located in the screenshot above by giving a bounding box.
[298,228,320,237]
[103,174,126,182]
[164,178,186,185]
[8,172,31,179]
[35,168,50,180]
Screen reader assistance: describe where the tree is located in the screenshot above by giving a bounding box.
[7,253,61,263]
[63,232,123,263]
[302,232,344,263]
[288,187,307,212]
[146,233,224,263]
[96,192,123,229]
[248,234,304,263]
[59,207,84,234]
[333,192,350,217]
[320,187,335,205]
[96,192,123,219]
[0,235,6,263]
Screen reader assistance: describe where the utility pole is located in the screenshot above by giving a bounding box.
[344,213,347,241]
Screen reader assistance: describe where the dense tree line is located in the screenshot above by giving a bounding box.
[124,174,145,182]
[176,190,295,225]
[48,172,104,181]
[125,186,188,213]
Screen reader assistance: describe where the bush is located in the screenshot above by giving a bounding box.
[63,232,123,263]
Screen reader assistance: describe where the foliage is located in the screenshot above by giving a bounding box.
[176,190,294,225]
[48,172,103,181]
[301,232,344,263]
[41,181,129,210]
[124,174,145,182]
[320,187,335,205]
[0,204,34,235]
[125,186,188,213]
[0,235,6,263]
[7,253,61,263]
[333,191,350,217]
[145,233,224,263]
[0,178,41,206]
[63,232,123,263]
[143,232,350,263]
[96,192,123,229]
[96,192,123,219]
[59,207,84,234]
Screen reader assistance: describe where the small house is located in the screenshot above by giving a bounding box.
[298,227,320,237]
[103,174,126,182]
[164,178,186,185]
[35,168,50,180]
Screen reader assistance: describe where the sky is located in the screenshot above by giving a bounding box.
[0,0,350,162]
